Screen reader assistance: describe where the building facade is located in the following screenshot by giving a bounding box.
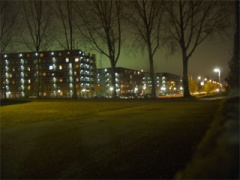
[97,67,182,98]
[0,50,96,98]
[142,72,183,96]
[1,51,183,99]
[96,67,144,98]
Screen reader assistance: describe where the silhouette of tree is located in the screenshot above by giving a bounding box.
[127,0,164,98]
[164,0,231,97]
[75,0,123,98]
[20,0,53,97]
[0,1,19,98]
[0,1,18,53]
[227,0,239,89]
[56,0,78,99]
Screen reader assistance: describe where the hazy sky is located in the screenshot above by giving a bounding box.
[96,32,234,83]
[6,1,234,84]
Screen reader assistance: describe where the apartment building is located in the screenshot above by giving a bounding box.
[0,50,96,98]
[97,67,182,98]
[96,67,144,98]
[142,72,183,96]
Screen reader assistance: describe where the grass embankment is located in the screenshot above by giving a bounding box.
[1,99,220,179]
[175,94,239,179]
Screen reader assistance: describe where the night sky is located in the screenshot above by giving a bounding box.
[3,1,235,84]
[97,32,234,83]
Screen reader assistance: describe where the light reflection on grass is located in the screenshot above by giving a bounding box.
[1,99,221,179]
[1,99,219,127]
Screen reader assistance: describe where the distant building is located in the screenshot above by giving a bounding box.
[0,51,183,99]
[96,67,144,98]
[0,50,96,98]
[97,67,182,98]
[142,72,183,96]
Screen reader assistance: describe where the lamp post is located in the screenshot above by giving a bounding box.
[213,68,221,84]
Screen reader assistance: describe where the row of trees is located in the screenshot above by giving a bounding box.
[0,0,235,98]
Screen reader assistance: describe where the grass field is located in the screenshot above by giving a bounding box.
[1,99,221,179]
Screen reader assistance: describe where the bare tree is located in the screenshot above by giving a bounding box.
[0,1,19,98]
[20,0,53,97]
[127,0,164,98]
[0,1,18,53]
[56,0,77,99]
[227,0,239,89]
[164,0,231,97]
[75,0,122,98]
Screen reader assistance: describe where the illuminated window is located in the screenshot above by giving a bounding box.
[49,66,53,70]
[27,67,31,71]
[12,80,15,84]
[19,53,23,57]
[42,72,46,76]
[59,78,63,82]
[28,79,31,83]
[59,65,62,70]
[75,64,79,68]
[66,58,69,62]
[75,58,79,62]
[74,71,77,75]
[40,53,44,57]
[28,86,31,90]
[27,53,30,58]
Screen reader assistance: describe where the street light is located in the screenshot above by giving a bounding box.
[213,68,221,84]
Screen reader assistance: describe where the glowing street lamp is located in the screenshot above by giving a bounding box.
[213,68,221,84]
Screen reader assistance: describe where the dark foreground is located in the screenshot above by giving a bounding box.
[1,98,220,179]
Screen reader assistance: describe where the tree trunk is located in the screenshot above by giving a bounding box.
[111,61,117,98]
[71,55,77,99]
[182,56,191,97]
[227,0,239,89]
[149,58,156,98]
[148,43,156,98]
[37,53,40,98]
[0,56,6,99]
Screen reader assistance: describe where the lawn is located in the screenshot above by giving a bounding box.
[1,99,220,179]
